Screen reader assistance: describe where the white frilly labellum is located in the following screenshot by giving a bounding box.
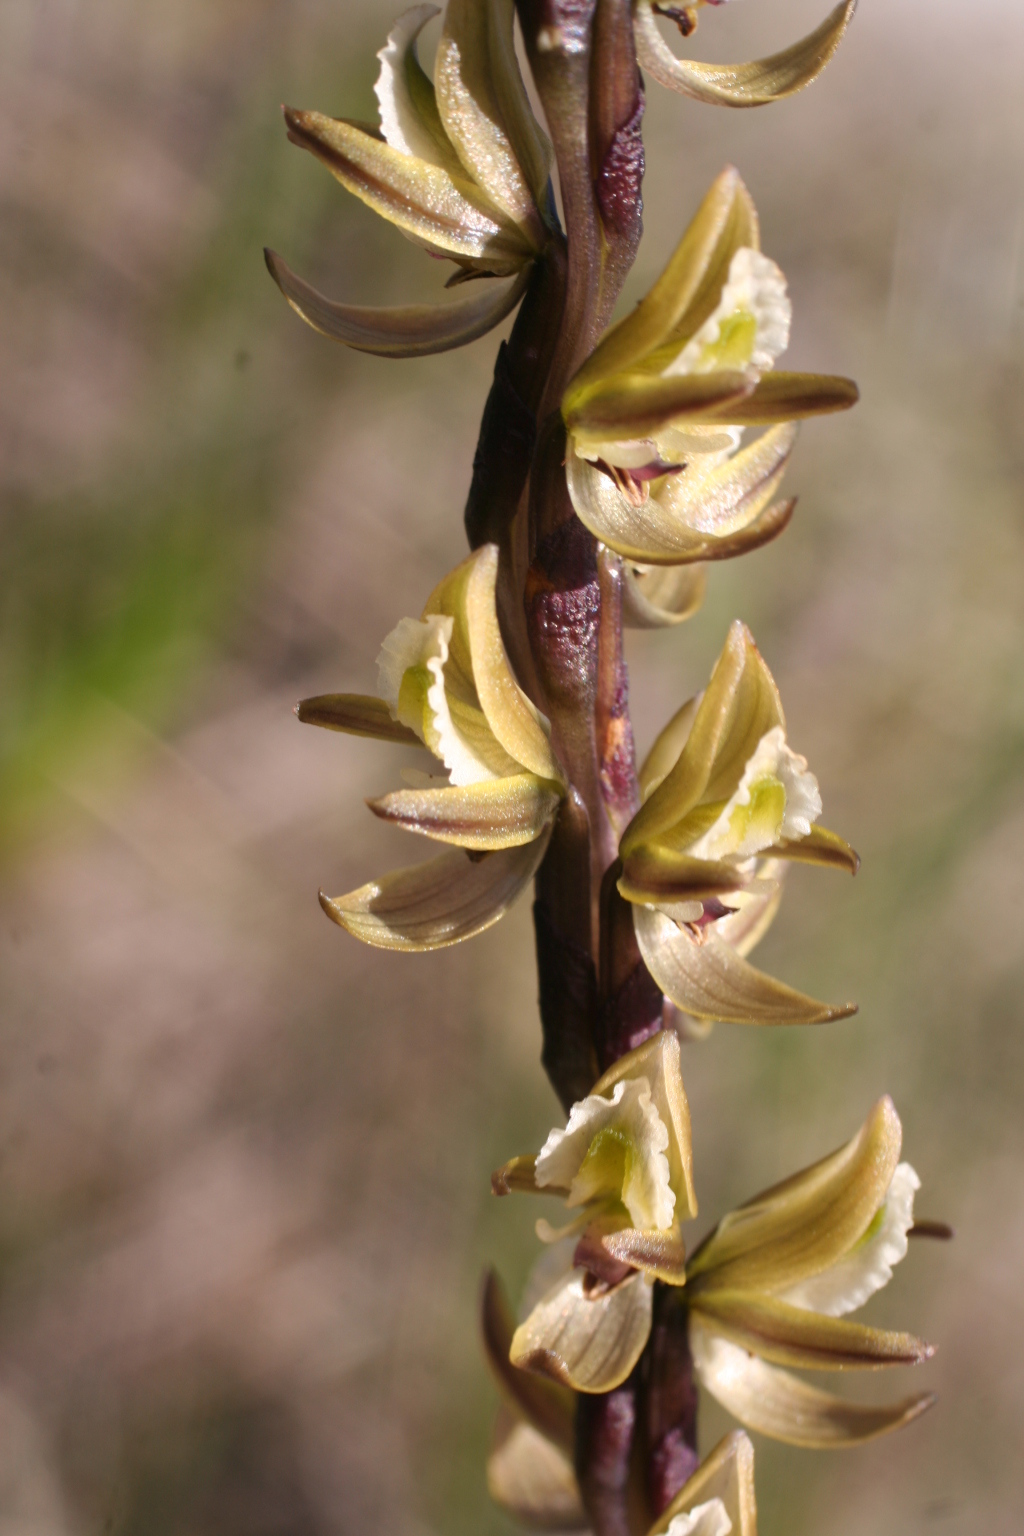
[666,1498,733,1536]
[374,5,446,164]
[536,1077,675,1231]
[668,247,791,379]
[688,726,821,861]
[780,1163,921,1317]
[376,612,500,786]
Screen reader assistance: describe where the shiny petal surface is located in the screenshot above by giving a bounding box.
[622,621,784,854]
[488,1410,587,1529]
[686,1097,904,1293]
[265,251,531,355]
[622,563,707,629]
[567,453,794,566]
[782,1163,919,1317]
[647,1432,756,1536]
[634,905,855,1026]
[767,823,860,874]
[691,1323,936,1448]
[590,1031,697,1222]
[425,546,565,784]
[283,107,530,270]
[599,1223,689,1284]
[369,773,560,850]
[436,0,550,238]
[480,1270,577,1453]
[566,371,754,446]
[691,1290,933,1370]
[639,696,701,799]
[569,167,759,394]
[618,845,752,905]
[318,831,550,950]
[633,0,857,109]
[706,370,859,422]
[511,1269,654,1393]
[295,692,421,744]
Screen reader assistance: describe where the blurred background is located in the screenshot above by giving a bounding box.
[1,0,1022,1531]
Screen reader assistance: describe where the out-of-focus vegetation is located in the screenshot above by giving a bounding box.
[1,1,1022,1533]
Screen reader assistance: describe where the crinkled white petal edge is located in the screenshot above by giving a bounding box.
[376,613,498,785]
[688,726,821,861]
[780,1162,920,1317]
[666,1499,733,1536]
[535,1077,675,1231]
[667,247,791,379]
[374,4,447,164]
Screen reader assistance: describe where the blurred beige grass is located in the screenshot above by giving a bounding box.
[1,1,1023,1532]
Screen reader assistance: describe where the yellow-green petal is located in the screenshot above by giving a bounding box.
[510,1269,654,1393]
[488,1409,587,1529]
[283,107,532,271]
[633,905,856,1026]
[295,692,421,744]
[690,1291,934,1370]
[690,1321,936,1449]
[622,564,707,629]
[686,1097,904,1293]
[568,166,759,395]
[318,831,550,950]
[369,773,560,850]
[265,250,531,356]
[633,0,856,109]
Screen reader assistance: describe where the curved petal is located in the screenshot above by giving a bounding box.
[598,1223,688,1284]
[319,830,550,950]
[706,370,859,423]
[591,1031,697,1222]
[295,692,421,744]
[767,823,860,874]
[569,166,759,395]
[633,0,856,109]
[622,563,707,629]
[480,1270,577,1454]
[369,773,560,850]
[654,422,797,534]
[265,252,531,356]
[435,0,550,240]
[374,5,459,167]
[647,1432,756,1536]
[690,1323,936,1449]
[622,621,784,854]
[283,107,531,271]
[634,905,855,1026]
[488,1410,587,1529]
[510,1269,654,1393]
[459,545,566,782]
[639,696,701,800]
[566,371,754,446]
[567,454,794,566]
[691,1291,933,1370]
[713,858,786,958]
[686,1097,904,1293]
[618,845,751,906]
[782,1163,919,1317]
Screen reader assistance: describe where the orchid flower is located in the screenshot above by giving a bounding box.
[561,168,857,568]
[299,544,565,950]
[492,1033,695,1392]
[619,619,859,1025]
[686,1096,937,1447]
[266,1,553,357]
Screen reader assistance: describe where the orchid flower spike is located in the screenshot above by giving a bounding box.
[266,1,553,357]
[298,544,566,950]
[685,1096,937,1447]
[634,0,856,110]
[560,168,857,567]
[618,619,859,1026]
[492,1033,696,1393]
